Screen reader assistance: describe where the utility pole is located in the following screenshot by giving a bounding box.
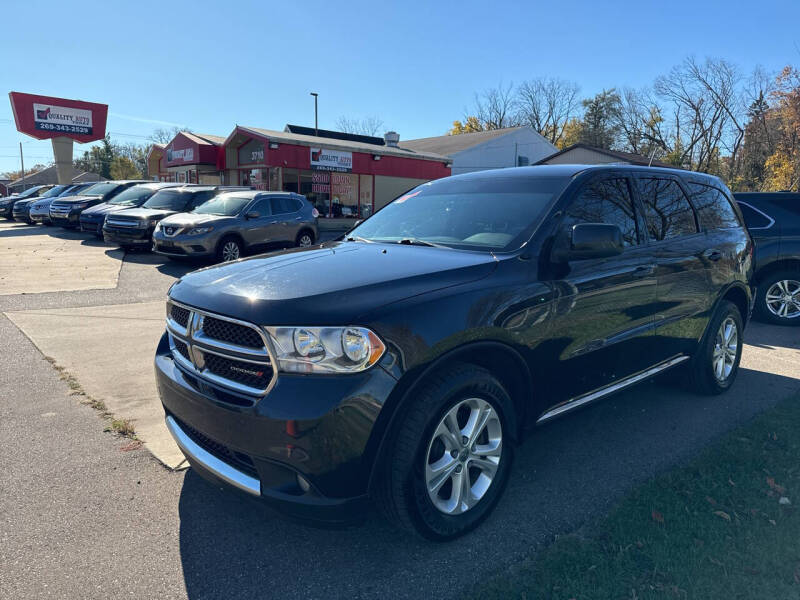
[19,142,26,191]
[310,92,318,136]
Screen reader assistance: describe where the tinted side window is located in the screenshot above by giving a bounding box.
[563,178,639,247]
[639,178,697,241]
[270,197,295,215]
[250,198,271,217]
[736,202,772,229]
[687,183,741,230]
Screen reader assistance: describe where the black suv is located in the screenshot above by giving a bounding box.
[103,185,248,249]
[156,165,753,539]
[734,192,800,325]
[49,180,149,227]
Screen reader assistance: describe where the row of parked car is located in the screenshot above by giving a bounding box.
[0,181,321,262]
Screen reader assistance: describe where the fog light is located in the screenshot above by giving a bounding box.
[296,474,311,493]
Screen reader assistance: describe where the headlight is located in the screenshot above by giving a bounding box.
[188,226,213,235]
[73,202,89,209]
[148,219,161,227]
[264,326,385,374]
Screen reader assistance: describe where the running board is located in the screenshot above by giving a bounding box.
[536,355,690,424]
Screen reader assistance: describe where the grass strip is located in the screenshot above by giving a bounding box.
[474,393,800,599]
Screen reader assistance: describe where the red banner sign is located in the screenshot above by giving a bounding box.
[9,91,108,143]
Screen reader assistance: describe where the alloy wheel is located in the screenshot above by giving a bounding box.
[298,234,313,247]
[221,241,240,261]
[424,397,502,515]
[712,316,739,382]
[765,279,800,319]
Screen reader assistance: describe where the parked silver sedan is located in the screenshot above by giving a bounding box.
[152,191,319,262]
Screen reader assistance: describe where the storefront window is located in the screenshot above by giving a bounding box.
[331,173,358,218]
[282,168,299,193]
[301,170,329,217]
[241,168,268,190]
[269,167,281,191]
[359,174,374,218]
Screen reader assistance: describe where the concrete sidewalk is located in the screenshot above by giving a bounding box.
[5,301,185,469]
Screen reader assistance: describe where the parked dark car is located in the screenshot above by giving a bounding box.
[103,185,249,249]
[734,192,800,325]
[79,182,183,236]
[29,183,94,225]
[156,165,753,540]
[12,184,76,223]
[49,180,148,228]
[152,191,319,262]
[0,185,54,218]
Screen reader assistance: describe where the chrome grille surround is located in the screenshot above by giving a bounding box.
[165,299,277,397]
[106,216,145,228]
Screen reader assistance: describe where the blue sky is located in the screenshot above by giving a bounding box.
[1,0,798,175]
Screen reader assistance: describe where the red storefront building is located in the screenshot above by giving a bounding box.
[150,125,451,220]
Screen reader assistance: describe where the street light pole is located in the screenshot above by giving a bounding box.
[310,92,318,136]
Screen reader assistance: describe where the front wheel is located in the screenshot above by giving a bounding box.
[217,237,242,262]
[755,270,800,326]
[373,364,515,540]
[296,230,315,247]
[687,300,743,395]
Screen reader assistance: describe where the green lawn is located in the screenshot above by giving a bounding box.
[474,393,800,599]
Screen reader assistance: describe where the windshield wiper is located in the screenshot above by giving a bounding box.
[345,235,372,243]
[397,238,442,248]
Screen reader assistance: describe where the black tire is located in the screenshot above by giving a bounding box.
[295,230,315,247]
[373,364,515,540]
[687,300,744,395]
[216,236,243,262]
[754,269,800,326]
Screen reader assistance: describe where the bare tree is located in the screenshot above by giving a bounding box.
[335,116,385,136]
[148,126,185,144]
[471,82,520,130]
[515,77,581,144]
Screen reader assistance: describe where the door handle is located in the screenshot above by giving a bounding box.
[704,249,722,261]
[633,265,655,278]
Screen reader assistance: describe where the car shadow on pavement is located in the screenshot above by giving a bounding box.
[176,362,800,600]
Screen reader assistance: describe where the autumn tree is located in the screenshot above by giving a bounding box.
[449,116,485,135]
[335,116,385,136]
[515,77,581,145]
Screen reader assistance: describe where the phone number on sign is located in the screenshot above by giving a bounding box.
[35,123,91,134]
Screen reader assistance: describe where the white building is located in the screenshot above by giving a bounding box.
[400,126,557,176]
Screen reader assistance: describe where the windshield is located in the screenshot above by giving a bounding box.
[348,176,569,252]
[143,189,189,211]
[192,194,251,216]
[16,186,45,198]
[80,182,119,196]
[109,185,157,206]
[39,185,69,199]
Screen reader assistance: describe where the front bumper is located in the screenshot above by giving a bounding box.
[152,230,215,257]
[0,203,14,218]
[50,210,81,227]
[103,225,153,246]
[11,206,31,222]
[80,215,104,234]
[155,332,397,523]
[29,210,51,224]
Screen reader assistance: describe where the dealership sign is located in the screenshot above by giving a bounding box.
[9,91,108,143]
[33,103,93,135]
[310,147,352,172]
[167,147,194,162]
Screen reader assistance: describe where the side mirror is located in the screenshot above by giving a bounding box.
[552,223,624,262]
[245,211,260,220]
[353,219,363,227]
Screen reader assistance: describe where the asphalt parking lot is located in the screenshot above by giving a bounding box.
[2,220,799,599]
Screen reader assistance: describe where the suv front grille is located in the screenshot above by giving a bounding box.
[202,316,264,349]
[165,301,276,397]
[105,217,143,228]
[170,304,190,328]
[200,351,273,390]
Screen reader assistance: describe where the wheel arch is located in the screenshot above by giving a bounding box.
[366,341,533,493]
[296,227,315,243]
[216,231,245,251]
[719,282,750,323]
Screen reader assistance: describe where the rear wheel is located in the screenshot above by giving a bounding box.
[296,230,315,247]
[373,364,514,540]
[754,269,800,326]
[687,300,743,395]
[217,237,242,262]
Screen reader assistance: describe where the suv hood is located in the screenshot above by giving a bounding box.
[111,207,177,220]
[56,194,102,204]
[159,212,231,227]
[169,241,498,324]
[82,202,141,216]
